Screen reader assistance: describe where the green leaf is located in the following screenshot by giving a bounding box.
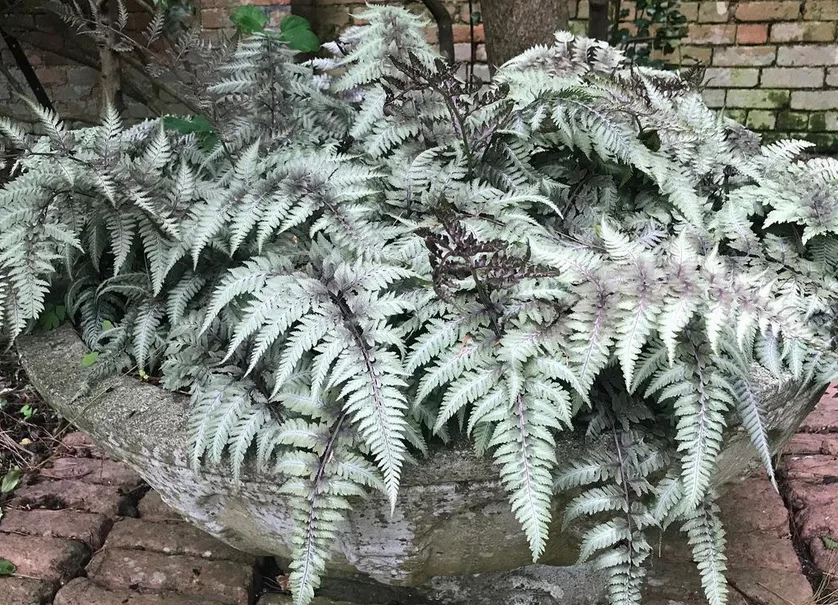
[163,115,213,136]
[81,351,100,367]
[102,319,114,331]
[0,559,15,576]
[276,15,318,52]
[230,5,268,34]
[281,27,319,52]
[19,405,34,420]
[38,304,64,331]
[822,535,838,550]
[279,14,309,33]
[164,115,219,152]
[1,468,20,494]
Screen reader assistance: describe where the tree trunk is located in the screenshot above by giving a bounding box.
[98,0,124,113]
[588,0,610,41]
[481,0,570,72]
[421,0,454,64]
[291,0,319,38]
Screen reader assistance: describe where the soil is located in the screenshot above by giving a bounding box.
[0,350,67,504]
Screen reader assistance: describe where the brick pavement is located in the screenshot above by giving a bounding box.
[0,433,257,605]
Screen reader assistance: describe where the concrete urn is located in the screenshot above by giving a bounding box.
[16,325,827,604]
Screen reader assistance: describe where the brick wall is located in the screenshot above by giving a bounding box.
[654,0,838,148]
[2,0,837,148]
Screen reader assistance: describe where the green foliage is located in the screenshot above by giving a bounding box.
[0,558,15,575]
[611,0,689,68]
[230,8,320,52]
[279,15,320,53]
[230,5,268,35]
[2,8,838,605]
[38,303,67,331]
[81,351,100,367]
[1,467,20,493]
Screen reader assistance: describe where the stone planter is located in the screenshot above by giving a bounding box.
[16,325,827,604]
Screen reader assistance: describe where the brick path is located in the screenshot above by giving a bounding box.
[7,388,838,605]
[782,384,838,599]
[0,433,257,605]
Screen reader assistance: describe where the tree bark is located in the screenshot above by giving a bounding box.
[291,0,319,38]
[480,0,570,72]
[588,0,610,41]
[420,0,454,64]
[98,0,124,113]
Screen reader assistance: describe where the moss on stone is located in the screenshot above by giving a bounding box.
[746,110,776,131]
[725,109,748,124]
[776,111,810,131]
[809,112,828,132]
[806,132,838,152]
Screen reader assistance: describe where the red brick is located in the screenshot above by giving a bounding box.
[805,0,838,20]
[59,432,106,459]
[0,534,88,582]
[40,457,142,488]
[452,24,484,43]
[13,479,131,517]
[761,66,825,88]
[737,23,769,44]
[735,1,801,21]
[783,479,838,575]
[783,454,838,483]
[201,8,230,29]
[36,67,67,85]
[725,534,805,573]
[770,21,836,42]
[0,577,57,605]
[798,387,838,431]
[725,569,814,605]
[87,549,253,605]
[677,45,713,63]
[713,45,777,66]
[0,509,111,549]
[720,478,790,537]
[423,25,438,44]
[698,1,731,22]
[138,491,183,522]
[785,433,838,455]
[778,44,838,66]
[680,1,699,21]
[106,518,254,563]
[55,577,227,605]
[687,23,737,44]
[703,67,760,87]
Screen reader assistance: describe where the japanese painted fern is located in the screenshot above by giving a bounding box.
[2,7,838,605]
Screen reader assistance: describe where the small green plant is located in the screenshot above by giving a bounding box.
[19,405,34,420]
[1,467,20,494]
[81,351,100,367]
[38,303,67,331]
[0,558,15,576]
[230,7,319,52]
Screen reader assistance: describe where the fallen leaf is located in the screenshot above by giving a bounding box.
[1,468,20,494]
[0,559,15,575]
